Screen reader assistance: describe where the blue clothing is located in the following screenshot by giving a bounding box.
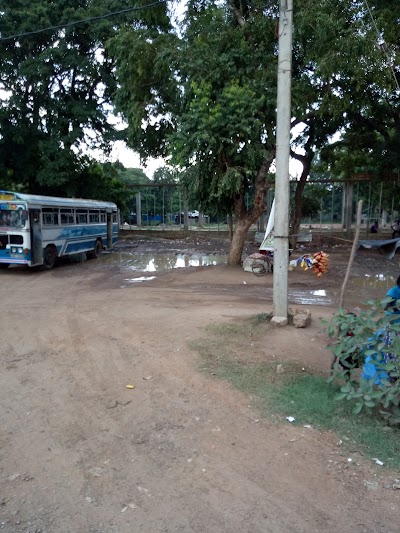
[387,285,400,303]
[386,285,400,324]
[361,327,398,385]
[362,356,388,385]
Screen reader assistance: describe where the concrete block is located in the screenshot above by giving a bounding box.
[293,311,312,328]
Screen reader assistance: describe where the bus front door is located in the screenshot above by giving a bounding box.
[30,209,43,265]
[106,212,113,249]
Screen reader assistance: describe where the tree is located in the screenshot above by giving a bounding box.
[112,0,278,264]
[298,0,400,204]
[74,160,129,211]
[0,0,170,195]
[112,0,399,262]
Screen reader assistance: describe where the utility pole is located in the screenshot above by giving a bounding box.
[135,191,142,227]
[272,0,293,324]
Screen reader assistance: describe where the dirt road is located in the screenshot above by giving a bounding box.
[1,238,399,532]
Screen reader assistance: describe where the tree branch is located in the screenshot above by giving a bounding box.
[229,3,246,27]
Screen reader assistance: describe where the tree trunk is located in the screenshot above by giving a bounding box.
[290,155,313,249]
[227,153,274,265]
[228,216,253,264]
[228,214,233,241]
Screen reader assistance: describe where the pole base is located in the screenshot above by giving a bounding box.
[271,316,288,327]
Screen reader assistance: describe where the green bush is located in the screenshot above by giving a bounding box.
[326,299,400,424]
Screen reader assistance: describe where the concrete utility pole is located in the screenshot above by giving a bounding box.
[135,192,142,227]
[272,0,293,324]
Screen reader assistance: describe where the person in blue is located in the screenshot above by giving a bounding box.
[386,276,400,315]
[361,276,400,385]
[361,327,398,385]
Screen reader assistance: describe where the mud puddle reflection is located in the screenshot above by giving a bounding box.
[101,252,227,283]
[290,289,333,306]
[291,273,397,307]
[99,251,397,306]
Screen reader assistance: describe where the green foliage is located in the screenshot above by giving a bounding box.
[74,160,129,211]
[112,0,399,260]
[326,301,400,425]
[0,0,169,195]
[309,0,400,178]
[112,0,278,238]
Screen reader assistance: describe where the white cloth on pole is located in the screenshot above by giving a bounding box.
[259,198,275,251]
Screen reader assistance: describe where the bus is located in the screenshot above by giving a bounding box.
[0,190,119,269]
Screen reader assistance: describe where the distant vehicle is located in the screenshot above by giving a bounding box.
[0,190,118,269]
[174,211,210,224]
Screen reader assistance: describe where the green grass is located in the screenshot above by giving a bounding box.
[191,315,400,469]
[271,373,400,468]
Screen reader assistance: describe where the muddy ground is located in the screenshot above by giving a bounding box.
[1,232,400,533]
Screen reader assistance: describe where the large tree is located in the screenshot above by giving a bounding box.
[112,0,279,264]
[295,0,399,216]
[112,0,399,262]
[0,0,170,196]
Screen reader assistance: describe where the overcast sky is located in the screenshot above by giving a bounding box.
[110,141,167,179]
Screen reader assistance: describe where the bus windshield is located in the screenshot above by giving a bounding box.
[0,207,27,229]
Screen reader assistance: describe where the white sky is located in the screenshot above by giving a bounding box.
[109,140,167,179]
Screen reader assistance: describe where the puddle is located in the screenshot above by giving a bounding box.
[99,252,397,307]
[311,289,327,296]
[290,289,333,306]
[357,273,396,288]
[124,276,157,283]
[102,252,228,272]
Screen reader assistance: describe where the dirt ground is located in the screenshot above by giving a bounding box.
[1,233,400,533]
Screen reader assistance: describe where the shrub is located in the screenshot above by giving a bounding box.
[326,298,400,425]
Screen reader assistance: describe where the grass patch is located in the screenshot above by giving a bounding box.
[192,315,400,469]
[271,373,400,468]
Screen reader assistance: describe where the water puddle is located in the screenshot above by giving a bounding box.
[289,289,333,306]
[124,276,157,283]
[102,252,396,307]
[103,252,228,272]
[356,273,396,288]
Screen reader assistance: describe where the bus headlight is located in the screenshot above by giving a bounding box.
[10,247,24,255]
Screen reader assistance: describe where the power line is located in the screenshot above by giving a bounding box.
[363,0,400,91]
[0,0,167,42]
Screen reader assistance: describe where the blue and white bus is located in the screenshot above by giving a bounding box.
[0,190,119,269]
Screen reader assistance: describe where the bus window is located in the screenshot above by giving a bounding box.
[113,213,117,223]
[60,209,74,224]
[76,209,88,224]
[42,207,59,226]
[0,206,27,228]
[0,211,11,227]
[100,212,106,223]
[10,234,23,244]
[89,210,99,223]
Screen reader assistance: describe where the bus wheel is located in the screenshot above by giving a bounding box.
[93,240,103,258]
[0,263,9,269]
[43,245,57,270]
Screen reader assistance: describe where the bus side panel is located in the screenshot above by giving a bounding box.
[42,224,108,257]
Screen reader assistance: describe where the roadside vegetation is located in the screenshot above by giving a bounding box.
[191,314,400,469]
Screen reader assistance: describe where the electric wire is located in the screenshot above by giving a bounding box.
[0,0,167,42]
[363,0,400,91]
